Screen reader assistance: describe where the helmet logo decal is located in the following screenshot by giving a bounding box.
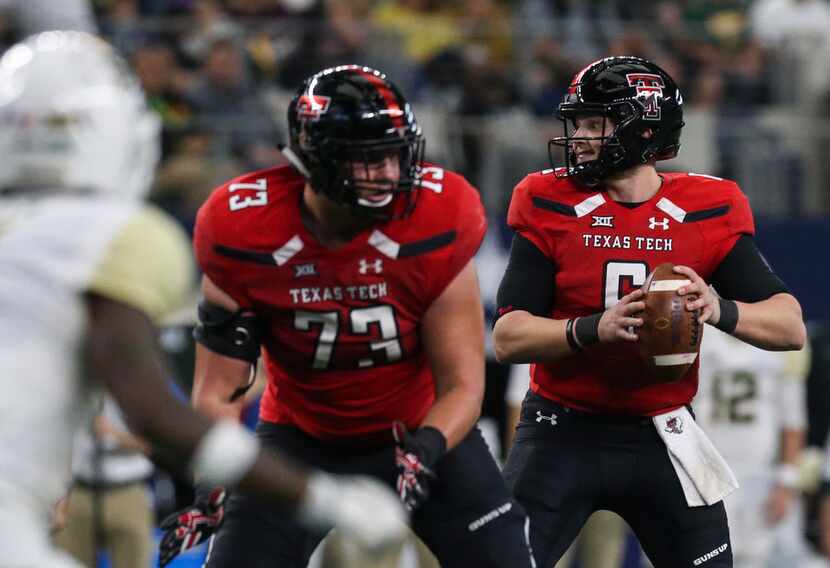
[296,94,331,120]
[626,73,665,120]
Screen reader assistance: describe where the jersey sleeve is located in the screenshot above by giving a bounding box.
[193,191,253,307]
[424,176,487,304]
[703,182,756,270]
[506,175,554,259]
[87,206,194,323]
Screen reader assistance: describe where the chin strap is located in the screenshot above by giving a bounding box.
[278,144,312,179]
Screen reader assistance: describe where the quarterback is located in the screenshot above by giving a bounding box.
[0,32,406,568]
[160,65,536,568]
[493,56,806,567]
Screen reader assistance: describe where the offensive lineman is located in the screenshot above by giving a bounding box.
[159,65,536,568]
[0,32,406,568]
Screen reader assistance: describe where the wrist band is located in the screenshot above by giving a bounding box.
[190,421,260,487]
[565,318,582,351]
[574,313,601,348]
[715,297,739,334]
[775,463,801,490]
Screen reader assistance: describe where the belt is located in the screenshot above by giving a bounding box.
[524,391,694,428]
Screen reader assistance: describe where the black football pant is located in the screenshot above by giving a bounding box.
[504,391,732,568]
[204,421,536,568]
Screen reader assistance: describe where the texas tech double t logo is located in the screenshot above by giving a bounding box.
[626,73,665,120]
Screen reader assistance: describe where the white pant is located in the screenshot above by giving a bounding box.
[724,471,809,568]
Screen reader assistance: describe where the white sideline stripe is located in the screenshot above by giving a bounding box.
[653,353,698,366]
[272,235,304,266]
[656,197,686,222]
[368,229,401,259]
[649,279,690,292]
[574,193,606,217]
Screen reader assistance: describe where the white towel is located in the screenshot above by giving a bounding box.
[653,407,739,507]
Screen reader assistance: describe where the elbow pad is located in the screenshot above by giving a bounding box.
[193,300,264,364]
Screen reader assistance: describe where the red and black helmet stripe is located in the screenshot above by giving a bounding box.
[568,58,604,95]
[355,67,405,129]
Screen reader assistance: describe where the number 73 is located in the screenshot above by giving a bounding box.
[294,305,402,370]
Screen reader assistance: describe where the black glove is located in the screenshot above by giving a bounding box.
[392,421,446,511]
[158,486,226,567]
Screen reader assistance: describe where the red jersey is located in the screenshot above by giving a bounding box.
[507,170,754,416]
[195,164,486,441]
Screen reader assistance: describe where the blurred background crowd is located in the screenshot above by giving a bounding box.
[70,0,830,224]
[8,0,830,567]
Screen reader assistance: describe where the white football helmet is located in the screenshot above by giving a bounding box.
[0,31,160,199]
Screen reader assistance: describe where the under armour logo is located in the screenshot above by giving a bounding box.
[292,263,317,278]
[591,215,614,228]
[535,410,558,426]
[359,258,383,274]
[648,216,670,230]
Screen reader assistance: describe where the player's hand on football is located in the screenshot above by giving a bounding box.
[673,265,716,324]
[392,421,438,511]
[158,486,226,567]
[598,288,645,343]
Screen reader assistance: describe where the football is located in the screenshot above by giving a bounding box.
[637,262,703,383]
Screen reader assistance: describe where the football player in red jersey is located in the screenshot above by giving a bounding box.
[493,56,807,568]
[159,65,536,568]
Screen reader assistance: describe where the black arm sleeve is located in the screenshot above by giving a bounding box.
[495,233,556,321]
[193,300,264,364]
[709,234,790,302]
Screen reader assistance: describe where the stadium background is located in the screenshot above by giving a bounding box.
[16,0,830,566]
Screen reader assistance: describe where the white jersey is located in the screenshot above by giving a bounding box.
[0,192,191,526]
[696,328,813,567]
[695,327,808,472]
